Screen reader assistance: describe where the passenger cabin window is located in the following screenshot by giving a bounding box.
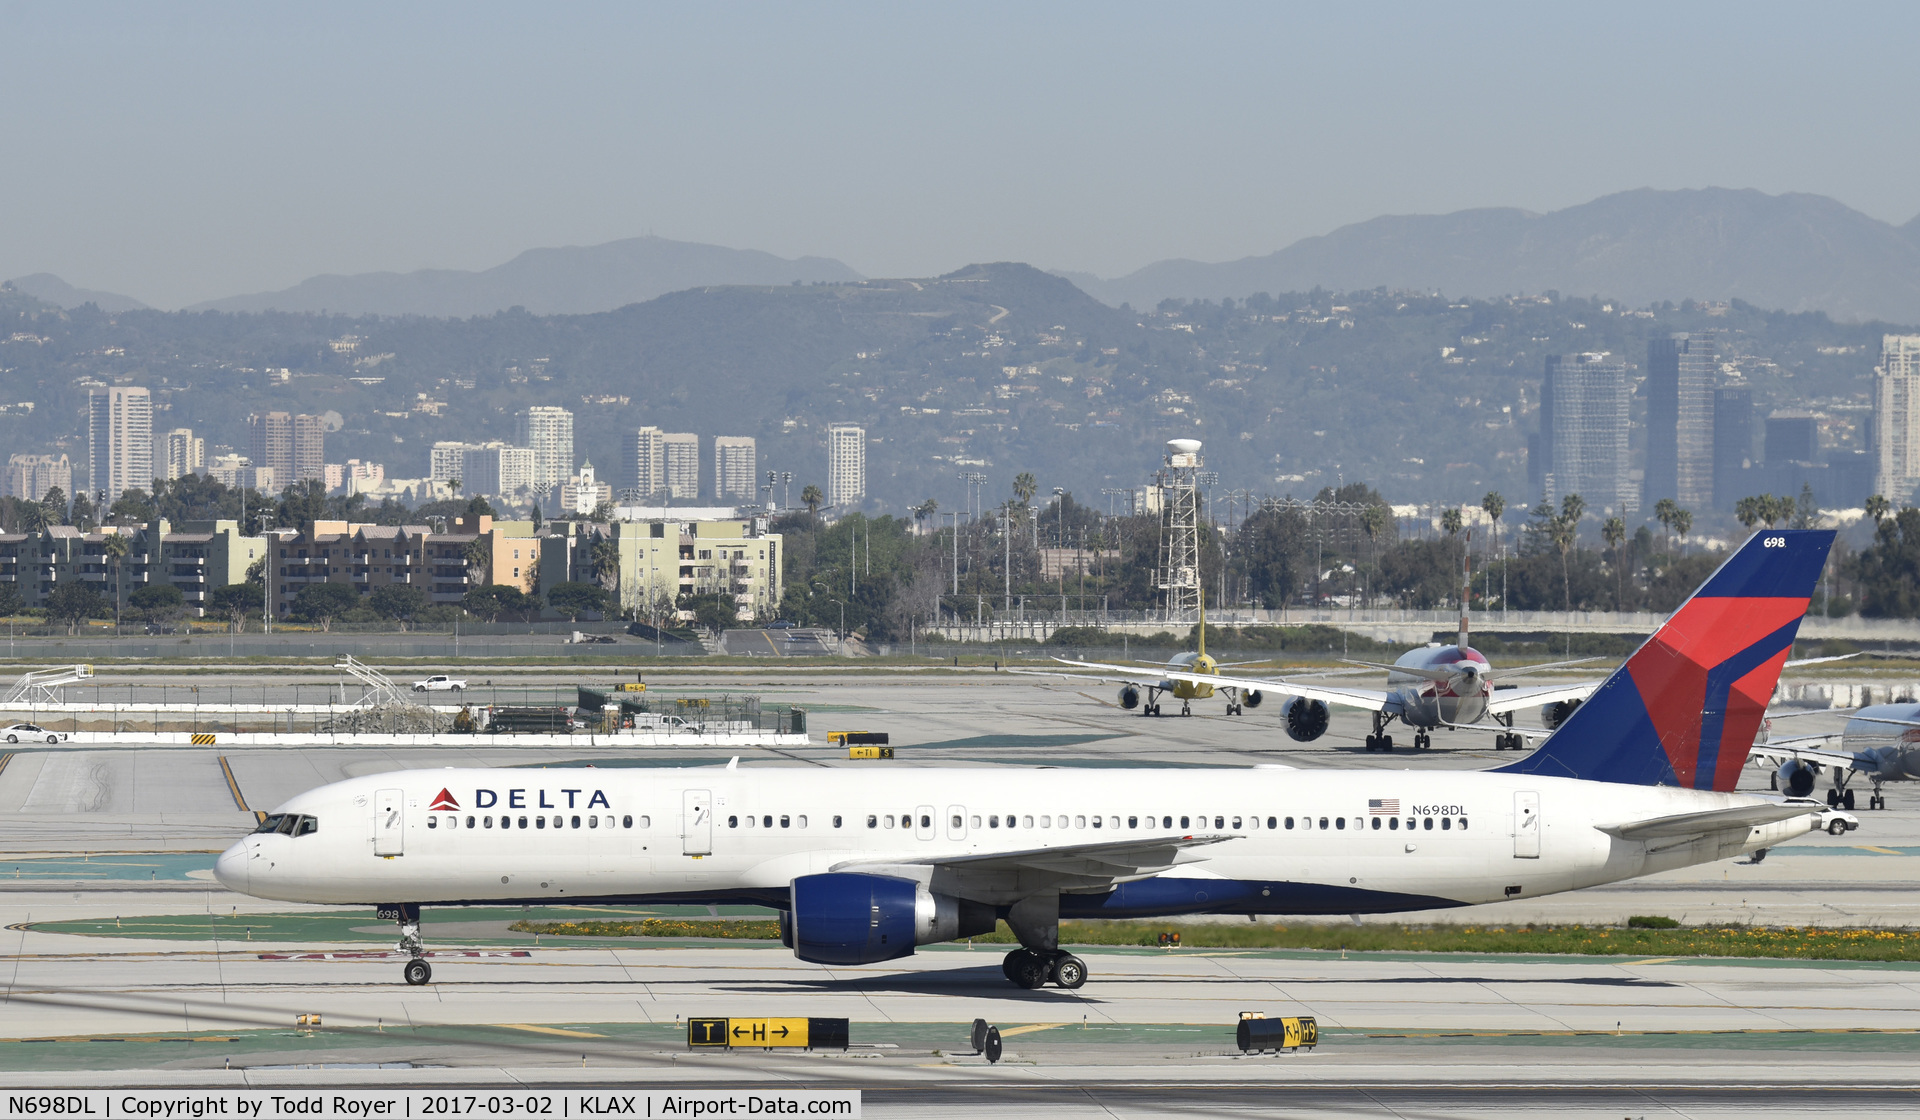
[832,816,842,828]
[1267,817,1276,829]
[867,815,878,829]
[729,815,739,828]
[1180,816,1190,829]
[1285,817,1294,829]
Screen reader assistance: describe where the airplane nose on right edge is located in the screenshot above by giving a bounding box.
[213,840,248,894]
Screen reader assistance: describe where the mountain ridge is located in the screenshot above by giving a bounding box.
[1061,188,1920,322]
[2,272,150,313]
[185,235,865,317]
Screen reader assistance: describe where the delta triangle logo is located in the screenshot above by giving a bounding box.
[429,788,460,812]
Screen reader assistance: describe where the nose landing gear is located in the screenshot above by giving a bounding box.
[381,903,433,985]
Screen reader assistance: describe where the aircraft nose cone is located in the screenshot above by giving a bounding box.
[213,840,249,894]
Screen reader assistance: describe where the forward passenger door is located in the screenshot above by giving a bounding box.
[683,789,713,855]
[1513,791,1540,858]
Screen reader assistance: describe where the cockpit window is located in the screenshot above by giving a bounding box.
[254,814,286,834]
[255,813,318,836]
[296,817,317,836]
[277,815,299,836]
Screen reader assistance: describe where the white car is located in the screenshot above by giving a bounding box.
[3,723,64,744]
[411,675,467,693]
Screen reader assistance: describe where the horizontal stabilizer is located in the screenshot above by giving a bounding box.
[1598,800,1823,841]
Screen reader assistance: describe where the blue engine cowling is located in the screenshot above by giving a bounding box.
[788,872,995,965]
[1776,759,1817,798]
[1243,689,1263,709]
[1118,685,1141,710]
[1282,696,1330,742]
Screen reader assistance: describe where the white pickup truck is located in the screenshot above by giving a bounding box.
[411,674,467,693]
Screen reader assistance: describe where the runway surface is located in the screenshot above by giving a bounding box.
[2,667,1918,1112]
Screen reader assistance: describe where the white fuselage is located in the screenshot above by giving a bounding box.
[217,765,1813,917]
[1386,644,1493,729]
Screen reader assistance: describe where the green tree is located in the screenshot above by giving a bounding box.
[128,583,185,627]
[463,538,493,587]
[462,584,542,623]
[679,591,738,631]
[545,581,609,621]
[1866,494,1892,526]
[12,498,46,535]
[0,581,23,619]
[801,484,824,521]
[1440,507,1463,537]
[107,487,154,524]
[44,582,104,635]
[1653,497,1678,554]
[1012,472,1039,510]
[367,584,429,629]
[68,490,96,530]
[1791,484,1820,530]
[40,486,68,526]
[292,582,359,630]
[209,583,258,632]
[1671,508,1693,552]
[276,479,329,533]
[589,536,622,595]
[1856,506,1920,618]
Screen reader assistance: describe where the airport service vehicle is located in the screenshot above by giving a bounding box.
[1,722,63,744]
[216,530,1854,991]
[411,675,466,693]
[1752,702,1920,810]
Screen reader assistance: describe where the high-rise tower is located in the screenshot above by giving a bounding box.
[1541,353,1632,517]
[88,386,152,503]
[1644,333,1716,510]
[516,405,574,489]
[1874,335,1920,503]
[827,423,865,510]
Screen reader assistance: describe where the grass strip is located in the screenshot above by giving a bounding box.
[510,917,1920,962]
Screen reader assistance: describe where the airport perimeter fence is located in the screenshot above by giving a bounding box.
[0,628,704,662]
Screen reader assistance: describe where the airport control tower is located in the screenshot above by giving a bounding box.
[1156,438,1203,623]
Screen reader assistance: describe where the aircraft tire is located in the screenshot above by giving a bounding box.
[1871,795,1885,810]
[1001,950,1020,982]
[1052,954,1088,989]
[1826,789,1840,808]
[1380,736,1393,752]
[1011,950,1050,989]
[1844,789,1856,811]
[403,958,432,986]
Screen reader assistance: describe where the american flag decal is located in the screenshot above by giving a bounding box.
[1368,798,1400,815]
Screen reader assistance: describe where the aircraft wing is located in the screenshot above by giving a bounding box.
[1748,741,1862,770]
[1486,682,1598,716]
[1006,660,1167,687]
[831,833,1235,899]
[1597,799,1827,841]
[1152,666,1392,711]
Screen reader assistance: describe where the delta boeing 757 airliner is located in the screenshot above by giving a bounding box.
[216,529,1853,990]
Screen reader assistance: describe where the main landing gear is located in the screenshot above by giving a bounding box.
[1364,711,1395,752]
[998,893,1086,989]
[1412,731,1432,751]
[1492,712,1524,751]
[1002,948,1087,989]
[386,903,432,985]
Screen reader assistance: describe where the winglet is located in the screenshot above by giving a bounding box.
[1494,529,1834,790]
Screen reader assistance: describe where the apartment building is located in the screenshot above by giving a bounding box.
[1540,353,1633,517]
[248,412,325,485]
[265,514,538,618]
[4,453,73,502]
[827,422,865,510]
[88,387,152,503]
[1875,334,1920,503]
[163,429,205,481]
[516,405,574,489]
[713,436,758,502]
[0,520,264,615]
[542,514,783,620]
[662,433,699,500]
[624,426,665,499]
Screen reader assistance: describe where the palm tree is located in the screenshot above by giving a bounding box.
[801,484,824,522]
[1653,498,1678,555]
[462,537,493,588]
[589,536,621,596]
[1013,472,1038,507]
[1601,516,1626,609]
[914,498,938,527]
[1671,508,1692,553]
[1440,507,1463,537]
[1865,494,1892,526]
[1552,494,1585,611]
[1735,495,1762,534]
[102,531,130,634]
[1360,503,1391,609]
[1480,491,1504,611]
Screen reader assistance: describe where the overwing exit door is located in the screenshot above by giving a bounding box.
[683,789,713,855]
[373,788,404,856]
[1514,791,1540,858]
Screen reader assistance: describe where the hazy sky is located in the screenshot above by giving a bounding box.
[3,2,1917,309]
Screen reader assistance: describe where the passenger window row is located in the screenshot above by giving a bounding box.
[428,814,649,830]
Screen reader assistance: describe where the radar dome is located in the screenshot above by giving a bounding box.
[1167,438,1203,455]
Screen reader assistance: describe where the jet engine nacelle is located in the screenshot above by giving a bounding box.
[1775,759,1817,798]
[1282,696,1331,742]
[1118,685,1141,710]
[787,872,995,965]
[1242,689,1263,709]
[1541,699,1584,730]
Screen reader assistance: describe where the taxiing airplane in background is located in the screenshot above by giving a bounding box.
[1143,605,1600,751]
[1752,702,1920,810]
[216,529,1852,993]
[1019,598,1279,716]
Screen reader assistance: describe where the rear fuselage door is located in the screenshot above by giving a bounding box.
[683,789,713,855]
[373,788,404,856]
[1514,790,1541,858]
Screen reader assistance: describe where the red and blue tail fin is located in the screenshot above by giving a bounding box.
[1495,529,1833,790]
